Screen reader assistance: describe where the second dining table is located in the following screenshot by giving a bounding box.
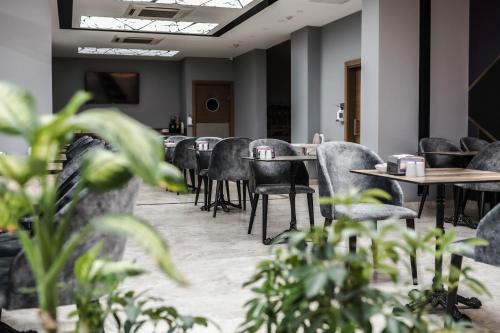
[351,167,500,320]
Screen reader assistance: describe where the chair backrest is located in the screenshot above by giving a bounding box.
[58,139,104,187]
[467,141,500,171]
[316,142,403,219]
[208,138,251,181]
[195,137,222,173]
[248,139,309,192]
[165,135,187,144]
[419,137,462,168]
[475,203,500,266]
[172,137,197,170]
[65,136,96,161]
[6,178,141,310]
[460,137,489,152]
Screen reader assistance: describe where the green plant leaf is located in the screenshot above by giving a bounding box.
[158,162,188,193]
[0,154,32,185]
[0,81,38,137]
[71,109,164,185]
[91,214,186,285]
[80,149,133,192]
[89,260,146,280]
[74,242,104,283]
[304,271,327,298]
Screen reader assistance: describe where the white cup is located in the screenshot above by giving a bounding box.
[265,149,272,159]
[406,161,417,177]
[259,149,266,159]
[416,161,426,177]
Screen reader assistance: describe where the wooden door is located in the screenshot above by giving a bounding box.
[193,81,234,137]
[344,59,361,143]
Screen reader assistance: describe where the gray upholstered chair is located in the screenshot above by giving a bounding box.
[317,142,418,285]
[65,135,93,161]
[247,139,315,244]
[446,203,500,320]
[172,137,197,191]
[0,178,141,328]
[455,141,500,221]
[207,138,252,217]
[194,137,222,207]
[418,138,463,218]
[460,137,489,152]
[164,135,187,163]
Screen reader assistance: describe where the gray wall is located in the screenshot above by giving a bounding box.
[0,0,52,154]
[52,58,181,128]
[320,12,362,141]
[430,0,469,142]
[180,57,235,124]
[234,50,267,139]
[291,27,321,143]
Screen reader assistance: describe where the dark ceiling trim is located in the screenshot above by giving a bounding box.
[418,0,431,141]
[56,0,279,38]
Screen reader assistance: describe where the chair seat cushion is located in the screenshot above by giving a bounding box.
[0,233,21,307]
[0,233,22,257]
[199,169,208,177]
[255,184,315,195]
[335,204,417,221]
[456,182,500,193]
[449,239,475,260]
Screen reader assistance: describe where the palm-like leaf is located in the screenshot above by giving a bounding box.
[80,149,133,192]
[0,81,38,138]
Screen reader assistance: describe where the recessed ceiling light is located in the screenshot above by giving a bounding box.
[78,47,179,57]
[122,0,255,9]
[80,16,218,35]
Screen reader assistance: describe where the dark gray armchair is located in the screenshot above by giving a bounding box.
[247,139,315,244]
[316,142,418,285]
[172,137,197,191]
[207,138,252,217]
[418,138,463,218]
[460,137,489,152]
[194,137,222,207]
[455,141,500,221]
[446,203,500,320]
[164,135,187,164]
[0,178,141,322]
[65,136,94,162]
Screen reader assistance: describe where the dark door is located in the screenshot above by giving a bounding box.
[193,81,234,137]
[344,59,361,143]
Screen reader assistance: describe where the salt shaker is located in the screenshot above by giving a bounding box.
[416,161,426,177]
[406,161,417,177]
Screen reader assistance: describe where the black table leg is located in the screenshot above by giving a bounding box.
[407,184,482,320]
[263,161,299,245]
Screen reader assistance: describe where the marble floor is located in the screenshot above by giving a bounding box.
[3,183,500,332]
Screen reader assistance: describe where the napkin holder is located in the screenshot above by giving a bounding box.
[253,146,275,159]
[387,154,425,175]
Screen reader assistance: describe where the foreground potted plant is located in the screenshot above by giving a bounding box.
[0,82,194,332]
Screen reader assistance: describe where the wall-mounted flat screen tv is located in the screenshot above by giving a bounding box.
[85,72,139,104]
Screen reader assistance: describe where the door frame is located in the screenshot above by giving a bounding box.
[344,58,361,143]
[192,80,235,137]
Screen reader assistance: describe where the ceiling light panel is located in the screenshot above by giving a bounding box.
[123,0,255,9]
[80,16,218,35]
[78,47,179,57]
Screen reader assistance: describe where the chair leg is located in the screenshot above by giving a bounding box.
[461,189,470,215]
[237,181,242,208]
[203,176,208,208]
[262,194,269,244]
[289,193,297,225]
[225,181,231,202]
[195,175,202,206]
[406,218,418,285]
[246,181,254,208]
[213,181,221,218]
[348,236,357,254]
[324,218,333,227]
[417,185,429,218]
[307,193,314,229]
[248,194,260,234]
[479,192,486,219]
[453,187,463,226]
[446,254,463,319]
[207,180,213,211]
[190,169,196,191]
[242,180,247,211]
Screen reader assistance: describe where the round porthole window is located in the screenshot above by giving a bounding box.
[206,98,220,113]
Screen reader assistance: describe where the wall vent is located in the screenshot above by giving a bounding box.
[112,36,163,45]
[125,4,192,20]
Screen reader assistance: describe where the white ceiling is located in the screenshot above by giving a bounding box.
[51,0,362,60]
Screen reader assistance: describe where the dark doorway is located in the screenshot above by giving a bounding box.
[344,59,361,143]
[193,81,234,138]
[267,40,291,142]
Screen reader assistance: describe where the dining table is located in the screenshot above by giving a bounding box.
[242,155,317,245]
[351,167,500,320]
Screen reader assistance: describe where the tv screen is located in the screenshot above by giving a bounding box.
[85,72,139,104]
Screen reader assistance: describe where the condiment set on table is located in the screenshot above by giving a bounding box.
[196,141,210,151]
[376,154,426,177]
[252,146,276,159]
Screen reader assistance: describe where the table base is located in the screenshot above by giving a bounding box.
[406,288,481,321]
[444,214,478,229]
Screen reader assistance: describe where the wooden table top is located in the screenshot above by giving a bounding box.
[292,144,319,149]
[351,168,500,185]
[188,148,213,152]
[242,155,317,162]
[421,151,478,156]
